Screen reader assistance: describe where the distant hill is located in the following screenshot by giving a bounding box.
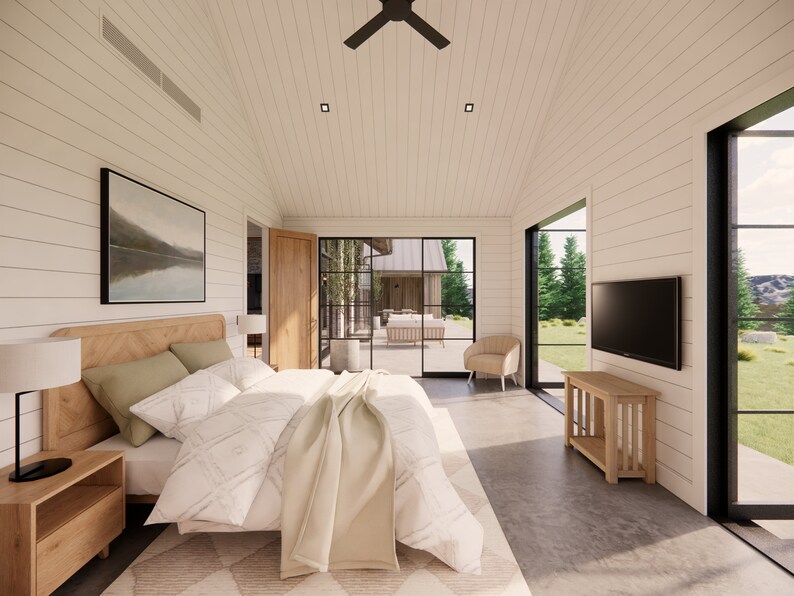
[749,274,793,305]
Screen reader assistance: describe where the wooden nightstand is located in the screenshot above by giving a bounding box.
[0,450,125,595]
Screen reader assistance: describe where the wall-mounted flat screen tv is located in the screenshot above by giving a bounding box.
[591,277,682,370]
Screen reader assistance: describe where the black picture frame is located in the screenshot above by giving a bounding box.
[100,168,206,304]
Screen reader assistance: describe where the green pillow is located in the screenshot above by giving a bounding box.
[169,339,233,374]
[82,351,190,446]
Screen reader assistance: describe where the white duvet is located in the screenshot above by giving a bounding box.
[147,369,483,574]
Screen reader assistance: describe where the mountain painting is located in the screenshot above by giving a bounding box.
[101,169,205,303]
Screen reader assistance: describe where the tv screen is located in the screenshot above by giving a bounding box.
[591,277,681,370]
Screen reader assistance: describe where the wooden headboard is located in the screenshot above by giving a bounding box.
[43,314,226,451]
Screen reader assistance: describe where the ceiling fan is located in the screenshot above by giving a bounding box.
[344,0,450,50]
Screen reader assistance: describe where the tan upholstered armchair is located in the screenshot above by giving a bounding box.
[463,336,521,391]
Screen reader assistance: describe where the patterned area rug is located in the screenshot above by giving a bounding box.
[104,409,530,595]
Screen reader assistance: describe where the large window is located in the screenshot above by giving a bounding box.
[708,92,794,523]
[527,203,587,394]
[319,237,475,377]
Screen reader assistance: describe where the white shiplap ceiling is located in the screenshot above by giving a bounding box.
[206,0,586,218]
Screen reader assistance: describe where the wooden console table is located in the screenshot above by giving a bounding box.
[562,371,660,484]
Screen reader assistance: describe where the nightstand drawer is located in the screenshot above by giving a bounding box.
[36,486,123,595]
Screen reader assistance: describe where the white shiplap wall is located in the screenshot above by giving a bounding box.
[283,217,512,340]
[0,0,281,467]
[511,0,794,511]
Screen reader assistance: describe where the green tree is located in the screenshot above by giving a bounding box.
[557,235,586,320]
[737,248,760,330]
[441,240,473,317]
[326,239,361,336]
[537,231,560,320]
[774,292,794,335]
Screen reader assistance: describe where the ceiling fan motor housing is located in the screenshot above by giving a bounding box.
[384,0,412,21]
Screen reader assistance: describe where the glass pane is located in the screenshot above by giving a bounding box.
[538,345,586,383]
[537,231,586,268]
[746,106,794,130]
[737,337,794,411]
[424,339,472,373]
[737,136,794,225]
[426,272,474,306]
[320,239,369,271]
[372,338,421,376]
[538,318,586,345]
[322,303,371,339]
[542,208,586,231]
[426,239,474,272]
[425,308,472,339]
[737,414,794,503]
[736,231,794,320]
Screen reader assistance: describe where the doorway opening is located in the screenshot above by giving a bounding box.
[526,201,587,410]
[245,220,268,362]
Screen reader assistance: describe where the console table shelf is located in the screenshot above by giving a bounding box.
[562,371,659,484]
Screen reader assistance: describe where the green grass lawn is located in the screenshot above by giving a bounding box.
[737,335,794,465]
[451,318,473,330]
[538,322,587,373]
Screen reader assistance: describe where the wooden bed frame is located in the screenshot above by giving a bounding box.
[43,314,226,453]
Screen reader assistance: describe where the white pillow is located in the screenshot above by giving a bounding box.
[205,357,276,392]
[130,370,239,442]
[389,313,412,321]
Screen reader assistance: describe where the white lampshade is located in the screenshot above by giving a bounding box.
[237,314,267,335]
[0,337,82,393]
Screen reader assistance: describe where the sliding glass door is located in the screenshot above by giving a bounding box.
[726,109,794,519]
[526,203,587,400]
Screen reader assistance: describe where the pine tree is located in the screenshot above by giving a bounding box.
[557,235,586,320]
[774,292,794,336]
[737,248,760,330]
[441,240,472,317]
[537,231,560,320]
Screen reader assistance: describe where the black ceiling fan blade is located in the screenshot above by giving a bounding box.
[404,11,449,49]
[344,11,390,49]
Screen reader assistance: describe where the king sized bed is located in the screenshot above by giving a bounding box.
[43,314,483,577]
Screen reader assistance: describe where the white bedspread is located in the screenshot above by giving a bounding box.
[147,370,483,574]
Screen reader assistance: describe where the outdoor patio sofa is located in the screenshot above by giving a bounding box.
[386,314,445,347]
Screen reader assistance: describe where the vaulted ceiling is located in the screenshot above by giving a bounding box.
[206,0,585,219]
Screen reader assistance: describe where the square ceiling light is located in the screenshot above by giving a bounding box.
[320,103,330,112]
[464,103,474,112]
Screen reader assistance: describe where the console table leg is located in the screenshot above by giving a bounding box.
[604,398,618,484]
[564,378,574,447]
[643,397,656,484]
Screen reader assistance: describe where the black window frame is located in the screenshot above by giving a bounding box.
[318,237,476,378]
[525,200,587,393]
[707,86,794,521]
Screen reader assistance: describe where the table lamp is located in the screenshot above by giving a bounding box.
[0,337,82,482]
[237,314,267,359]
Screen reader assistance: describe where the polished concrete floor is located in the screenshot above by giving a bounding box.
[419,378,794,595]
[59,377,793,595]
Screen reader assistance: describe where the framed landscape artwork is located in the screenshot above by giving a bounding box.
[100,168,206,304]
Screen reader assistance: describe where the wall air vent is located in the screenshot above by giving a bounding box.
[162,74,201,122]
[101,15,201,123]
[102,16,160,86]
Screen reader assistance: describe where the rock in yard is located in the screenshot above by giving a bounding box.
[740,331,777,344]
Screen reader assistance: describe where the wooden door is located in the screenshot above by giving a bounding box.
[269,228,318,369]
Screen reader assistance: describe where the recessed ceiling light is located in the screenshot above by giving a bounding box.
[320,103,330,112]
[464,103,474,112]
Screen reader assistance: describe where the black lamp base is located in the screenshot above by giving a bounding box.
[9,457,72,482]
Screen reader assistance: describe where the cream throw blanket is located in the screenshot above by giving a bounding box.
[281,370,399,579]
